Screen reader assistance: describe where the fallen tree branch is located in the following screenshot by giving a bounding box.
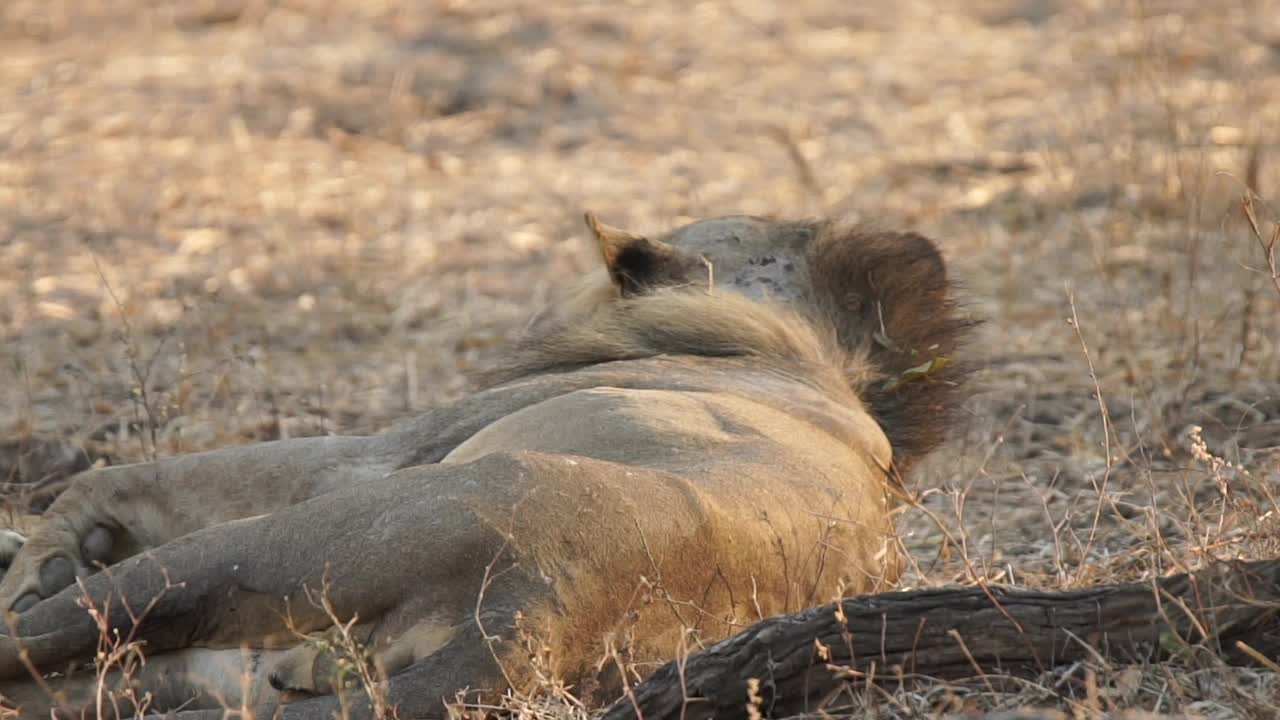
[602,558,1280,720]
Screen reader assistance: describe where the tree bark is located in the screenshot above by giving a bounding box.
[603,559,1280,720]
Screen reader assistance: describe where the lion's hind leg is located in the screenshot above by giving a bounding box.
[267,616,463,701]
[0,645,292,720]
[163,620,510,720]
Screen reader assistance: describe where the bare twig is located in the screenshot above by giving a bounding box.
[1065,288,1115,584]
[90,253,172,461]
[1241,192,1280,301]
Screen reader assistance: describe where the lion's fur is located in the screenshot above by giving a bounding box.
[0,214,976,720]
[488,286,860,393]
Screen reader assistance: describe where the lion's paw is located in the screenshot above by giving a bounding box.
[0,523,114,614]
[268,638,356,698]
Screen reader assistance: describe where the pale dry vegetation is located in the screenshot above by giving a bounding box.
[1,0,1279,718]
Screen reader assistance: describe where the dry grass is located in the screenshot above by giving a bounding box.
[1,0,1279,717]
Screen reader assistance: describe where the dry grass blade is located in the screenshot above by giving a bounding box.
[1240,192,1280,301]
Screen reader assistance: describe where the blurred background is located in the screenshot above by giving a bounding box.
[2,0,1279,714]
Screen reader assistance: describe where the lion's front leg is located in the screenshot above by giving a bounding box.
[0,434,401,614]
[0,454,535,699]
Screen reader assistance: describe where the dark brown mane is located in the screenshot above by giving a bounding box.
[805,221,980,474]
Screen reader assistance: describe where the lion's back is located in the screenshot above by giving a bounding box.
[441,383,889,489]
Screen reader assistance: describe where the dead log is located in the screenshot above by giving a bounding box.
[603,559,1280,720]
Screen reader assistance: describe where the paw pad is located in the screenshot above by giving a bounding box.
[11,593,40,613]
[38,556,76,598]
[80,525,113,565]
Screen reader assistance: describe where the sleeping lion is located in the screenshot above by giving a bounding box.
[0,213,974,718]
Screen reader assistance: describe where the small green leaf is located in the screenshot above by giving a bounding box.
[1158,630,1183,655]
[883,356,950,391]
[902,356,949,380]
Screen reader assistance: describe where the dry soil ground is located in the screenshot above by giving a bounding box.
[2,0,1280,717]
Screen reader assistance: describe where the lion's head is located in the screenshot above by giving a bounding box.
[500,213,977,478]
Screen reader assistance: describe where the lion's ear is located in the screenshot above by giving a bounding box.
[584,212,692,296]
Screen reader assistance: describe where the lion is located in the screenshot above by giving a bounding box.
[0,212,974,719]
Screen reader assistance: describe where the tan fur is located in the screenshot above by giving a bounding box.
[490,286,859,391]
[0,214,973,719]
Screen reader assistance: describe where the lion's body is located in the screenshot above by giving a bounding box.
[0,215,973,719]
